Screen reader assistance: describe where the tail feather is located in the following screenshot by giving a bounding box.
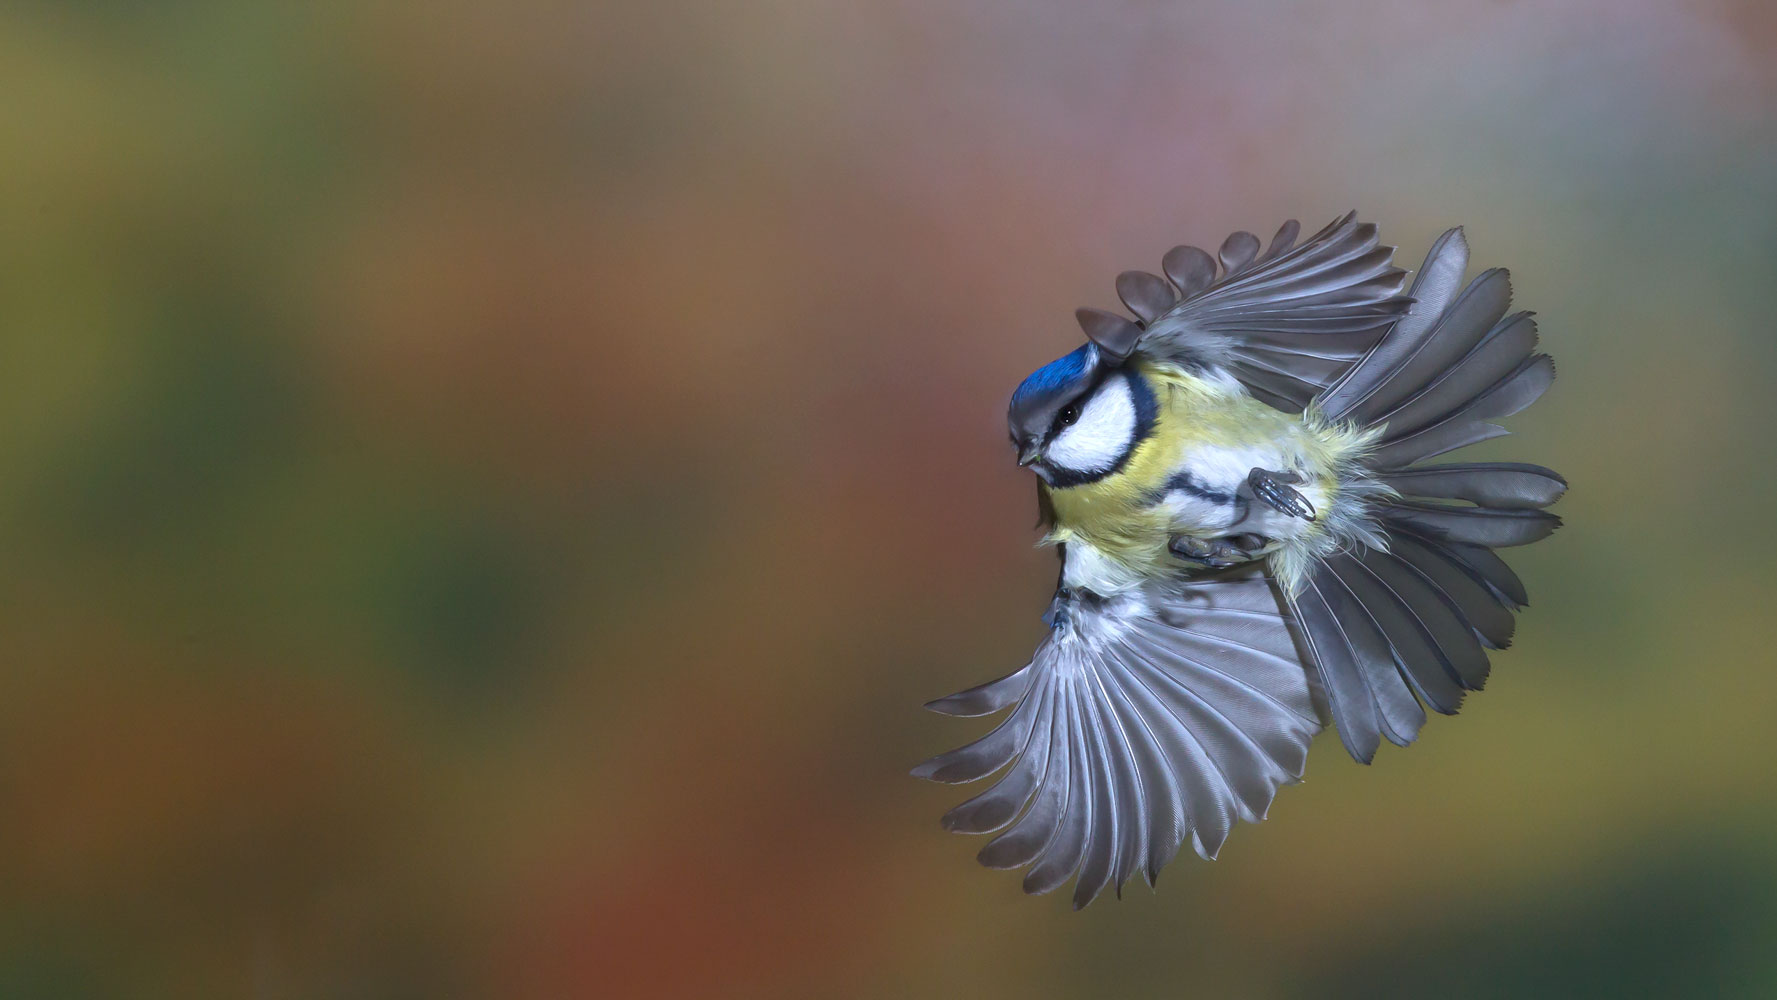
[1290,227,1564,763]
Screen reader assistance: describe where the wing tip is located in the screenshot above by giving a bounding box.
[908,758,943,782]
[1428,225,1468,258]
[921,694,973,716]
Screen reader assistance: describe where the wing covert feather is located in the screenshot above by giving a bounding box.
[1082,215,1412,412]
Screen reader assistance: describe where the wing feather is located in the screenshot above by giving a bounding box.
[1327,554,1465,715]
[1380,462,1567,510]
[1112,215,1411,410]
[917,570,1317,905]
[1275,226,1562,766]
[1022,684,1090,894]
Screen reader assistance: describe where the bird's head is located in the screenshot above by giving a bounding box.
[1008,343,1157,488]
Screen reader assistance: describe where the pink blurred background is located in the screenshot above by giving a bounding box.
[2,0,1775,996]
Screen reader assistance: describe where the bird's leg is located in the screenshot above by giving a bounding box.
[1245,468,1316,521]
[1041,590,1071,628]
[1042,544,1069,627]
[1168,532,1272,569]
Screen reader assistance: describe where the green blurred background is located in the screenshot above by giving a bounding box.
[2,1,1775,996]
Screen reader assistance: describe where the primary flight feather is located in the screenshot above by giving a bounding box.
[915,215,1565,908]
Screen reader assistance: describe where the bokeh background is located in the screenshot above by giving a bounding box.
[3,0,1776,996]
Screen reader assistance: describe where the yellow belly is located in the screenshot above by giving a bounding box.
[1044,469,1177,580]
[1041,363,1338,582]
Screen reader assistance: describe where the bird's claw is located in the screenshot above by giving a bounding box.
[1169,532,1270,569]
[1247,468,1316,521]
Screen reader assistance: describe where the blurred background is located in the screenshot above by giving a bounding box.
[2,0,1775,996]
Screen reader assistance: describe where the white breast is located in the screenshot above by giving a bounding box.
[1181,442,1288,496]
[1161,439,1331,543]
[1061,539,1146,596]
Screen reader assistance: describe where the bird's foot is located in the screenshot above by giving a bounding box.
[1169,532,1271,569]
[1246,468,1316,521]
[1041,588,1073,628]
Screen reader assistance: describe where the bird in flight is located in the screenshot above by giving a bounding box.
[914,215,1564,908]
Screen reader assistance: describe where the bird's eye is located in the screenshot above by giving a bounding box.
[1057,404,1081,427]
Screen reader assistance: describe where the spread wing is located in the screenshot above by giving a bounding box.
[1075,214,1412,412]
[913,568,1321,908]
[1286,228,1565,763]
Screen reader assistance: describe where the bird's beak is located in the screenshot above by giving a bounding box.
[1017,444,1042,467]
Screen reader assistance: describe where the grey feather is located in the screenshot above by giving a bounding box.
[1300,571,1426,749]
[1317,227,1470,418]
[1212,249,1400,305]
[1382,501,1562,548]
[1370,423,1512,470]
[1264,219,1301,261]
[1217,233,1390,294]
[1229,362,1325,402]
[1333,268,1513,426]
[923,663,1033,717]
[1290,523,1535,764]
[909,690,1039,783]
[1085,674,1148,894]
[1289,222,1557,739]
[1370,355,1555,468]
[1071,695,1120,907]
[1162,245,1216,297]
[1024,685,1091,894]
[1388,534,1517,649]
[1075,308,1145,362]
[1240,327,1386,356]
[1109,636,1231,866]
[940,684,1057,833]
[1219,231,1261,274]
[1325,555,1465,715]
[1380,463,1567,509]
[1130,215,1409,410]
[1097,667,1184,885]
[1437,542,1530,610]
[1235,347,1355,385]
[1356,546,1492,691]
[918,570,1316,905]
[1285,582,1381,763]
[1122,630,1291,817]
[1116,270,1178,325]
[1369,312,1538,439]
[975,715,1069,869]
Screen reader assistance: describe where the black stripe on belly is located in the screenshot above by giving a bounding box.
[1141,470,1245,510]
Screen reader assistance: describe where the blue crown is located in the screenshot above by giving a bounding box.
[1012,343,1095,404]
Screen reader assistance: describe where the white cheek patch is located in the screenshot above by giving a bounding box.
[1047,376,1136,475]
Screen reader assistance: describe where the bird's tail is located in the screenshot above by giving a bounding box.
[1287,228,1566,764]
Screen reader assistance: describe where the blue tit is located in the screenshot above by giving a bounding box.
[916,215,1565,908]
